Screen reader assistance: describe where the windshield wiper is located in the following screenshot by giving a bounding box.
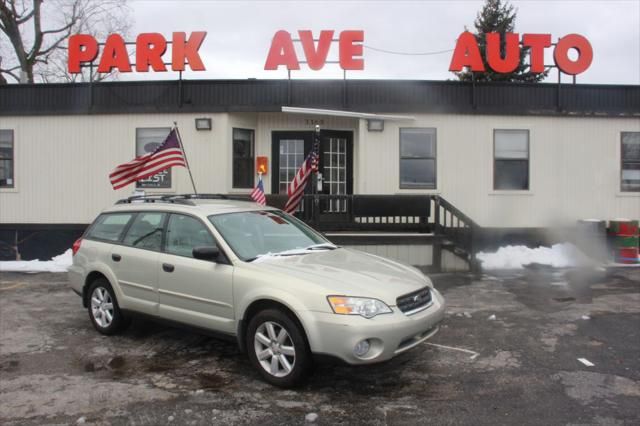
[247,250,311,262]
[304,243,339,251]
[246,244,339,262]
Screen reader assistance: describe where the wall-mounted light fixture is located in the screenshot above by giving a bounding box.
[195,117,212,131]
[367,119,384,132]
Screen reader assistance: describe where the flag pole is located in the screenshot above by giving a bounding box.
[311,125,320,223]
[312,124,320,197]
[173,122,198,195]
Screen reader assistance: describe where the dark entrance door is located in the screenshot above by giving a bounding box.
[271,131,313,195]
[317,130,354,216]
[271,130,354,215]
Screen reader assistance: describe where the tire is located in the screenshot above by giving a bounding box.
[87,278,129,335]
[246,309,312,388]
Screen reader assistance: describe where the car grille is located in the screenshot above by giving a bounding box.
[396,287,432,314]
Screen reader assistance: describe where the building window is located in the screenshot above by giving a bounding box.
[399,128,437,189]
[0,129,14,188]
[136,128,172,189]
[622,132,640,192]
[232,128,255,188]
[494,129,529,190]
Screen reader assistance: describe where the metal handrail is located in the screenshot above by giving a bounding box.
[432,196,478,261]
[289,193,479,258]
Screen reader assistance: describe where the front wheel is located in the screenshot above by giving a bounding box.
[246,309,312,387]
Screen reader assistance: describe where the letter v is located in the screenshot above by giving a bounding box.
[299,30,334,70]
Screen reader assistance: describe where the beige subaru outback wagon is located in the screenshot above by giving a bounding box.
[68,194,445,387]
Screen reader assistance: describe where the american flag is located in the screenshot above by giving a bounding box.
[251,174,266,205]
[283,140,319,214]
[109,129,186,190]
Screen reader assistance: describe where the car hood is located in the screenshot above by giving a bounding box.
[250,248,431,305]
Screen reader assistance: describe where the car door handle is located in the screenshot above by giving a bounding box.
[162,263,175,273]
[112,254,121,262]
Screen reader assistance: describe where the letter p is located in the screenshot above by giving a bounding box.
[68,34,99,73]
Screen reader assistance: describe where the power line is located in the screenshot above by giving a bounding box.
[363,45,454,56]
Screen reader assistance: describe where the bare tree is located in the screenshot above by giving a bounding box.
[0,57,8,84]
[0,0,132,84]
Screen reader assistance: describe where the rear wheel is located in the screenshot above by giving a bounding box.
[87,278,129,335]
[246,309,312,387]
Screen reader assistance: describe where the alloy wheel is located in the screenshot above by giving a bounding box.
[253,321,296,377]
[91,287,114,328]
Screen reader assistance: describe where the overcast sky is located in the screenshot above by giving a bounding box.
[124,0,640,84]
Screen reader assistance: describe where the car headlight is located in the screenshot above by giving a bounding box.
[327,296,392,319]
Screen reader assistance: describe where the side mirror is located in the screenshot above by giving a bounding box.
[192,246,220,262]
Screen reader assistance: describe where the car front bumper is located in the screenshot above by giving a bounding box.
[300,287,446,365]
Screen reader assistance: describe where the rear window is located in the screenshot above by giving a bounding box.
[86,213,134,242]
[122,212,166,251]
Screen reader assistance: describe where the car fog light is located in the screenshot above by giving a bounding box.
[354,339,371,357]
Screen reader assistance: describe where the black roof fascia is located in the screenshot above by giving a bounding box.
[0,79,638,117]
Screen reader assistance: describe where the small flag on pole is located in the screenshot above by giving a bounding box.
[109,129,186,190]
[251,174,266,206]
[283,139,319,214]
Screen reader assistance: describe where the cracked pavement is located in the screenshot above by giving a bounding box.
[0,267,639,425]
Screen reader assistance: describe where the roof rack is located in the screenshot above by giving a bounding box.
[115,193,253,205]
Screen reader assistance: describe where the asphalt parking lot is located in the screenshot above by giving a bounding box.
[1,267,639,425]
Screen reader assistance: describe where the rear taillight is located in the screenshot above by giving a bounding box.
[72,238,82,256]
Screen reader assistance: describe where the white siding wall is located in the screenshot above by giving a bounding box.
[347,244,433,267]
[344,245,468,271]
[0,111,638,228]
[358,114,640,228]
[0,113,230,223]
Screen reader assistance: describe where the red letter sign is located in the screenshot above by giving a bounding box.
[554,34,593,75]
[68,32,207,74]
[449,31,485,72]
[522,34,551,73]
[172,32,207,72]
[98,34,131,73]
[339,30,364,70]
[299,30,333,70]
[136,33,167,72]
[450,31,592,75]
[68,34,98,73]
[264,30,300,70]
[486,32,520,73]
[264,29,365,71]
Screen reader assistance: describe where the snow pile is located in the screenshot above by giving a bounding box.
[476,243,590,270]
[0,249,73,273]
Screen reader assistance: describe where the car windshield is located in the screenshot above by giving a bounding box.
[208,210,333,261]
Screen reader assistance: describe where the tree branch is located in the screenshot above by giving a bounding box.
[40,20,75,36]
[3,0,132,83]
[9,0,19,17]
[28,0,44,61]
[36,36,68,57]
[15,9,35,25]
[0,63,22,72]
[0,67,20,82]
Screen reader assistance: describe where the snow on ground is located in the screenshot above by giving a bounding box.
[0,249,72,273]
[476,243,592,270]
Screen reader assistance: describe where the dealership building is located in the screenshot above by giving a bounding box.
[0,79,639,267]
